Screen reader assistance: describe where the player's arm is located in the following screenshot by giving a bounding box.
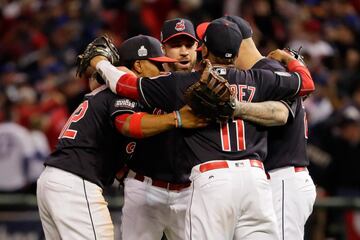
[91,56,141,99]
[233,100,289,126]
[91,56,180,111]
[114,105,208,139]
[268,49,314,96]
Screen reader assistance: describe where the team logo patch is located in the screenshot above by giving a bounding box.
[115,99,136,108]
[138,45,148,57]
[214,67,227,75]
[225,53,232,58]
[275,71,292,77]
[175,20,185,31]
[126,142,136,154]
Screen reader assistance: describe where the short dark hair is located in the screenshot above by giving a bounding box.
[121,60,136,70]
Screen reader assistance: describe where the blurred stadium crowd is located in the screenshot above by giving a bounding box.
[0,0,360,237]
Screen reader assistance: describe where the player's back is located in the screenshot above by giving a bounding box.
[181,66,297,165]
[45,86,137,188]
[252,58,309,170]
[139,66,301,169]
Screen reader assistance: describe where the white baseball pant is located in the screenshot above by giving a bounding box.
[185,159,280,240]
[37,166,114,240]
[121,170,191,240]
[269,166,316,240]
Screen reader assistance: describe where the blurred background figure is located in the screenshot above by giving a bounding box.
[0,96,48,194]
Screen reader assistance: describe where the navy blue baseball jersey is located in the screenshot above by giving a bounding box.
[137,68,301,169]
[127,105,192,183]
[252,58,309,170]
[45,86,140,188]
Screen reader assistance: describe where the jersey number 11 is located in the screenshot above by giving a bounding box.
[220,119,246,151]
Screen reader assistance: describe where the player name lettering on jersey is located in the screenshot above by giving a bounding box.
[115,99,137,108]
[230,84,256,102]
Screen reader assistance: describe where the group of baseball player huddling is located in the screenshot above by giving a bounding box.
[36,15,317,240]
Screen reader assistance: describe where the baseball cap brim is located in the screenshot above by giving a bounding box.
[162,32,198,43]
[196,22,210,40]
[148,56,177,63]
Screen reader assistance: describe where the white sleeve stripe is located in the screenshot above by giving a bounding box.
[291,72,301,97]
[96,60,126,93]
[111,109,135,117]
[280,100,295,118]
[138,77,151,107]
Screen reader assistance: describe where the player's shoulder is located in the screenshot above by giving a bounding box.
[145,71,199,87]
[172,70,199,80]
[253,57,286,71]
[147,72,173,80]
[141,72,178,82]
[84,85,109,99]
[140,72,177,85]
[0,122,30,139]
[85,85,137,107]
[225,67,257,84]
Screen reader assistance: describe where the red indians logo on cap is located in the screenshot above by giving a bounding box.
[175,20,185,31]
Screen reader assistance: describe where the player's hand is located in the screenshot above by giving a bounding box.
[77,35,120,77]
[179,105,209,129]
[267,49,295,65]
[90,55,108,69]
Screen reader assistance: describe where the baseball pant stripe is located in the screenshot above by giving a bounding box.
[282,180,285,240]
[83,179,97,240]
[188,183,195,240]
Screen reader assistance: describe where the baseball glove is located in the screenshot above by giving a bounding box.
[184,59,235,122]
[284,46,306,65]
[76,35,120,78]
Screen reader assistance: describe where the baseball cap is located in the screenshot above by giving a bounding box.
[222,15,253,39]
[161,18,198,43]
[119,35,176,63]
[196,18,243,59]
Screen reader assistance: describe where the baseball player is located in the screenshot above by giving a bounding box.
[36,36,205,240]
[161,18,198,72]
[36,71,141,240]
[114,34,207,240]
[223,15,317,240]
[118,20,200,240]
[89,18,314,240]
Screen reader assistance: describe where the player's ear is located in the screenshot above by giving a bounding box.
[161,44,166,55]
[202,44,209,59]
[133,60,143,74]
[194,41,198,49]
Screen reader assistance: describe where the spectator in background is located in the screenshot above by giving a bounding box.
[308,104,360,239]
[325,104,360,196]
[0,98,45,194]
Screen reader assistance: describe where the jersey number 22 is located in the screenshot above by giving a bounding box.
[58,101,89,139]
